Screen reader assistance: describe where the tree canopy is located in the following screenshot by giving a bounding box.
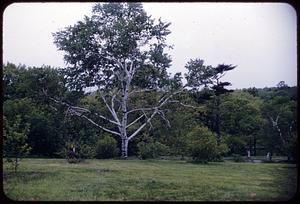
[53,2,172,91]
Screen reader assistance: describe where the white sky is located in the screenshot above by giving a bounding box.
[3,2,297,89]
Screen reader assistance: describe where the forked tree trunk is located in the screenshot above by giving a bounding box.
[14,157,18,173]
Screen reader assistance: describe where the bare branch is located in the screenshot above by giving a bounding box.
[128,88,156,96]
[94,112,120,126]
[129,60,134,73]
[269,114,285,146]
[111,94,121,124]
[116,59,124,70]
[127,89,186,141]
[49,105,58,111]
[142,109,153,129]
[99,91,120,124]
[127,107,157,114]
[128,109,159,141]
[126,114,144,128]
[270,114,280,127]
[157,110,171,128]
[80,114,121,136]
[168,100,203,109]
[48,96,121,135]
[158,89,183,107]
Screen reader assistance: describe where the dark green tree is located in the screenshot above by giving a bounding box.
[3,115,31,173]
[185,59,236,144]
[219,91,264,156]
[3,64,71,157]
[261,86,297,161]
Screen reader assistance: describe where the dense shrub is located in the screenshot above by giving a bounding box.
[137,136,170,159]
[77,143,96,159]
[96,135,119,159]
[213,142,229,162]
[187,125,228,163]
[232,154,245,162]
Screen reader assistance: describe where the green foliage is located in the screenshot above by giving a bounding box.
[185,59,214,89]
[216,141,229,159]
[96,135,119,159]
[219,91,265,156]
[224,135,247,155]
[220,92,263,134]
[58,140,96,163]
[3,63,67,157]
[186,125,226,163]
[260,86,297,159]
[285,132,297,161]
[53,2,172,91]
[232,154,245,162]
[77,143,97,159]
[3,63,66,102]
[3,60,297,163]
[3,115,31,172]
[137,134,170,159]
[185,59,235,94]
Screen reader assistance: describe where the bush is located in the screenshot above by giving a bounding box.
[224,136,247,155]
[77,143,96,159]
[137,135,170,159]
[187,125,226,163]
[232,154,245,162]
[58,140,96,162]
[96,135,119,159]
[213,142,229,162]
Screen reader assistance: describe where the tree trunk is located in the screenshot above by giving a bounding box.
[215,96,221,145]
[14,157,18,173]
[120,63,131,159]
[121,138,129,159]
[253,135,257,156]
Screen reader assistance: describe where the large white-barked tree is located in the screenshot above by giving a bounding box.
[53,3,181,159]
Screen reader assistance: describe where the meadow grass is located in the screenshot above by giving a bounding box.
[3,158,297,201]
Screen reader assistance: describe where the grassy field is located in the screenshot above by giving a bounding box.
[3,158,297,201]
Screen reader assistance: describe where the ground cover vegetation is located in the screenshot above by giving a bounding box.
[3,159,297,201]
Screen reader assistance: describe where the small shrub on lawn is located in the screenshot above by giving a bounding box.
[96,135,119,159]
[137,134,170,159]
[187,125,228,163]
[232,154,245,162]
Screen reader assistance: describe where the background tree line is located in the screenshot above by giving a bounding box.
[3,3,297,165]
[3,62,297,162]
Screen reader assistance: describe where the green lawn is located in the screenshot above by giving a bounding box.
[3,158,297,201]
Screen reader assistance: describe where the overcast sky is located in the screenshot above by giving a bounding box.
[3,2,297,89]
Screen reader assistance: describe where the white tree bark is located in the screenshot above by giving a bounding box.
[270,114,286,146]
